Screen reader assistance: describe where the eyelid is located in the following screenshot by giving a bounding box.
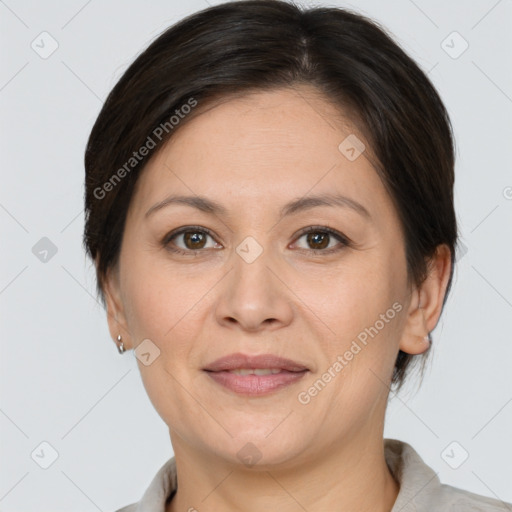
[162,225,216,245]
[291,225,351,254]
[162,225,220,254]
[293,225,351,246]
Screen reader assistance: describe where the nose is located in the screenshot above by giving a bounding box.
[214,241,294,332]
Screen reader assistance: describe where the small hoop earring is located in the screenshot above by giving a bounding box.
[116,334,125,354]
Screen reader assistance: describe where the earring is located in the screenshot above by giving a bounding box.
[116,334,125,354]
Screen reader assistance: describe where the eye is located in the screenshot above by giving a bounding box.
[162,225,351,257]
[293,226,350,254]
[162,226,222,255]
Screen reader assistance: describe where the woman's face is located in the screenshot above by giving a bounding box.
[105,86,429,467]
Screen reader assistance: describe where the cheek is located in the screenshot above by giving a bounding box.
[121,245,204,342]
[120,264,206,427]
[310,258,404,345]
[120,252,222,379]
[299,251,407,402]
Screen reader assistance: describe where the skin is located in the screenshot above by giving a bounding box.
[102,86,452,512]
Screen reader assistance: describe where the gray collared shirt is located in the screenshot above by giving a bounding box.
[115,438,511,511]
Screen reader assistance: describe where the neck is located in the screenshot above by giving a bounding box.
[166,430,399,512]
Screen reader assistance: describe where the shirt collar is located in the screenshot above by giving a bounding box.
[386,438,440,511]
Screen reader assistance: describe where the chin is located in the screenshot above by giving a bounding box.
[225,424,308,467]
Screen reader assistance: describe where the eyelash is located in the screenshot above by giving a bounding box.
[162,225,351,257]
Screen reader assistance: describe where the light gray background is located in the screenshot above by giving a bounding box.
[1,0,511,510]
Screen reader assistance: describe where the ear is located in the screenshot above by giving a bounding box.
[399,244,452,355]
[100,260,133,352]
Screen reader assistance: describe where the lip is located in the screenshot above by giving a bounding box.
[204,353,309,372]
[203,353,309,396]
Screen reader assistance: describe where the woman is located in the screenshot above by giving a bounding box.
[83,1,511,511]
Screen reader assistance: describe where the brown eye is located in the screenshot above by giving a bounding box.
[183,231,207,250]
[163,226,221,255]
[294,226,350,254]
[306,232,330,250]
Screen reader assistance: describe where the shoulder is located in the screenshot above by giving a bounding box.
[384,439,512,512]
[113,504,138,512]
[111,456,178,512]
[431,483,512,511]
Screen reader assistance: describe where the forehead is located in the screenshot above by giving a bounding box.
[129,86,390,221]
[165,87,368,168]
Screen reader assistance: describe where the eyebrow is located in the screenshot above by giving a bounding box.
[144,192,371,219]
